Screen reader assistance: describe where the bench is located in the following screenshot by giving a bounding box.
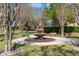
[49,32,56,36]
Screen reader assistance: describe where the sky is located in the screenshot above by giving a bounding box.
[30,3,50,19]
[31,3,50,10]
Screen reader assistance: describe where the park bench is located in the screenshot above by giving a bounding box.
[49,32,56,36]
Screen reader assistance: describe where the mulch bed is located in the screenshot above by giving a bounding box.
[25,38,55,42]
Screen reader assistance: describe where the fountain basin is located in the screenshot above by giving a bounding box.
[34,33,46,39]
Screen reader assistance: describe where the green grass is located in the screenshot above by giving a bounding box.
[0,41,4,50]
[14,45,79,56]
[0,30,36,50]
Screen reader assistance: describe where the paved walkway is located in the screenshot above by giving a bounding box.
[12,35,79,51]
[12,35,73,45]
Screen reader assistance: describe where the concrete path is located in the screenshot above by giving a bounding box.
[12,35,73,45]
[12,35,79,51]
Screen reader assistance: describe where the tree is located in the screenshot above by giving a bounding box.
[56,4,66,37]
[70,4,79,25]
[46,3,75,37]
[0,3,35,55]
[0,3,19,55]
[16,4,37,37]
[48,4,59,26]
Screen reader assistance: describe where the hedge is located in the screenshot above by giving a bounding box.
[44,26,79,33]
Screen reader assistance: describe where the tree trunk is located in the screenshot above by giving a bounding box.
[4,22,9,55]
[61,25,64,37]
[8,22,12,52]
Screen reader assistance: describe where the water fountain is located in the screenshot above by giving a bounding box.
[25,15,55,42]
[34,23,46,39]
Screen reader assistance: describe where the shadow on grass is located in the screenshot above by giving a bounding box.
[11,44,25,51]
[0,39,4,42]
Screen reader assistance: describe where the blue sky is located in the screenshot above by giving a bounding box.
[31,3,50,10]
[31,3,50,19]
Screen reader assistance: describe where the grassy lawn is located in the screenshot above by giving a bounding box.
[14,44,79,56]
[0,33,5,50]
[0,30,36,50]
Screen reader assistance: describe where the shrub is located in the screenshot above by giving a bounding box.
[44,26,60,33]
[44,26,79,33]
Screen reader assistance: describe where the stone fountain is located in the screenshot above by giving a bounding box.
[34,22,46,39]
[25,15,55,42]
[31,21,55,42]
[25,20,55,42]
[33,16,47,39]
